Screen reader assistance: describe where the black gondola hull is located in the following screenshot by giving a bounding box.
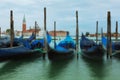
[48,47,75,61]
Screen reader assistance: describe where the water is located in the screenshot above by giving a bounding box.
[0,54,120,80]
[0,38,120,80]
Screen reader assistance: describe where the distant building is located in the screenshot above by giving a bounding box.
[15,30,21,36]
[15,16,41,36]
[21,15,41,36]
[88,32,120,37]
[89,33,101,37]
[1,31,6,35]
[49,30,69,37]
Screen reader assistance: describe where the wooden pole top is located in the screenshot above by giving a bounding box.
[34,21,37,40]
[107,11,112,58]
[76,10,79,56]
[116,21,118,41]
[10,10,14,47]
[96,21,98,44]
[54,21,56,48]
[44,7,46,31]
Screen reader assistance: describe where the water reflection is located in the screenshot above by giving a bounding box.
[82,57,106,80]
[47,59,72,80]
[0,57,40,77]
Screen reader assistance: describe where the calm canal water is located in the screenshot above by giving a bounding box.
[0,39,120,80]
[0,54,120,80]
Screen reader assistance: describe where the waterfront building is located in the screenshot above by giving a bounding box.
[15,15,41,36]
[49,30,69,37]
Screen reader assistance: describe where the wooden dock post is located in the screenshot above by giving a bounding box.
[101,28,103,45]
[35,21,37,40]
[101,28,103,38]
[10,10,14,47]
[76,10,79,59]
[107,11,112,59]
[43,7,47,59]
[96,21,98,44]
[115,21,118,41]
[54,21,56,48]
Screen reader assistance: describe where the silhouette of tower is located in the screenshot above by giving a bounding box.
[22,15,26,33]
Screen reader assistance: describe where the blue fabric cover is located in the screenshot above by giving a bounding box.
[58,34,75,49]
[80,34,96,49]
[31,32,52,48]
[55,45,68,52]
[101,36,118,52]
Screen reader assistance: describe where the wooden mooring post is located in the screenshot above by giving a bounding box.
[76,10,79,59]
[101,28,103,38]
[96,21,98,44]
[54,21,56,48]
[35,21,37,40]
[107,11,112,59]
[43,7,47,59]
[10,10,14,47]
[115,21,118,41]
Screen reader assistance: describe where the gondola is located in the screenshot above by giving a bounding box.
[47,33,75,61]
[80,34,104,60]
[58,32,76,49]
[102,36,120,58]
[0,36,10,48]
[0,34,43,61]
[0,41,42,60]
[48,45,74,61]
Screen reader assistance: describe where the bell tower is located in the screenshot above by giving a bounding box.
[22,15,26,33]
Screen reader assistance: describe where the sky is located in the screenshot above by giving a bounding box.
[0,0,120,35]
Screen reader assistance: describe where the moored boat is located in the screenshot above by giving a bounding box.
[80,34,104,60]
[47,33,75,61]
[102,36,120,58]
[0,42,42,61]
[58,32,76,49]
[48,45,74,61]
[0,33,44,61]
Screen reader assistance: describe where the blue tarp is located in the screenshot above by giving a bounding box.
[101,36,107,48]
[27,33,35,42]
[31,32,52,48]
[58,34,75,49]
[102,36,116,52]
[80,34,96,48]
[14,33,35,49]
[55,45,68,52]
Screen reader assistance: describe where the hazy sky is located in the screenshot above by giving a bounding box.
[0,0,120,35]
